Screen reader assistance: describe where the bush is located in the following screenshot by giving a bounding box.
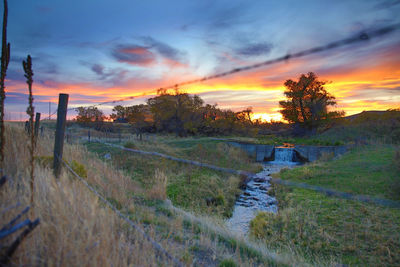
[70,160,87,178]
[124,141,136,149]
[215,193,225,206]
[218,258,237,267]
[35,155,53,168]
[35,156,87,179]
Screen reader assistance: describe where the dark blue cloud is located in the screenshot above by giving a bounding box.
[112,44,156,66]
[91,64,104,76]
[142,36,184,62]
[235,42,273,56]
[88,63,128,85]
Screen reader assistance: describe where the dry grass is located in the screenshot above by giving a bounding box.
[0,124,176,266]
[147,169,168,200]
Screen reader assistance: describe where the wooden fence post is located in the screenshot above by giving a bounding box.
[88,129,91,143]
[34,112,40,141]
[53,94,68,178]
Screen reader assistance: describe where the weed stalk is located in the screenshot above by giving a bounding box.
[23,55,35,207]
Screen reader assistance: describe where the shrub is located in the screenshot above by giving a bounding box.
[70,160,87,178]
[215,193,225,206]
[124,141,136,149]
[35,155,53,168]
[218,258,237,267]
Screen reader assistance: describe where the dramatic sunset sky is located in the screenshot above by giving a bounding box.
[3,0,400,121]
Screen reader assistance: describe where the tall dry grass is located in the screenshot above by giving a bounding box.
[0,124,176,266]
[147,169,168,200]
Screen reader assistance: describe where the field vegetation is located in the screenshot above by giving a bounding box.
[3,123,313,266]
[250,144,400,266]
[85,137,261,217]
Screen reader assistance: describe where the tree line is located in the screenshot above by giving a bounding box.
[75,89,260,136]
[75,72,344,136]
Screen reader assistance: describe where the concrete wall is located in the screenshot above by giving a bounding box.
[227,142,274,162]
[294,145,347,162]
[228,141,347,162]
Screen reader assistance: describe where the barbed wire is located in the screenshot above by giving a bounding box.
[57,23,400,113]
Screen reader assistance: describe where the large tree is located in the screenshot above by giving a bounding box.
[75,106,105,123]
[279,72,344,131]
[147,91,204,136]
[110,105,127,121]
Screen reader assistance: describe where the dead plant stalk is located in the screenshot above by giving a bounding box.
[23,55,34,207]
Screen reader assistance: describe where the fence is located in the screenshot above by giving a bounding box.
[0,176,40,265]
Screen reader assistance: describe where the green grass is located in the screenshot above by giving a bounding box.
[250,145,400,266]
[85,140,255,217]
[119,137,262,173]
[277,145,400,200]
[255,135,345,146]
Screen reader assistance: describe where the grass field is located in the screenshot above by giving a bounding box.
[6,118,400,266]
[85,138,261,218]
[250,145,400,266]
[3,124,304,266]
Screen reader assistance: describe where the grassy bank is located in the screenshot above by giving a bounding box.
[85,139,261,218]
[250,145,400,266]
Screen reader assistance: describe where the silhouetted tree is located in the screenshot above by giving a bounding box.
[147,91,204,136]
[75,106,105,123]
[125,104,153,140]
[110,105,127,121]
[279,72,344,132]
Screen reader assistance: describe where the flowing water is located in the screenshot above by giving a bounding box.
[226,147,299,235]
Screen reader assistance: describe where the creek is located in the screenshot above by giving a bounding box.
[226,147,299,235]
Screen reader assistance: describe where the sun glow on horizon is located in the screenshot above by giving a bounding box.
[252,112,284,123]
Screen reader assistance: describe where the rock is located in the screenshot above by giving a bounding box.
[104,153,111,160]
[243,192,251,196]
[254,177,266,183]
[205,197,215,206]
[246,186,255,191]
[259,186,269,191]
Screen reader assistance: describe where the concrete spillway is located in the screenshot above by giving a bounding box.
[227,141,347,162]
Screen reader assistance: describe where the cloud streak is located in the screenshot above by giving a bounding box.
[112,45,156,66]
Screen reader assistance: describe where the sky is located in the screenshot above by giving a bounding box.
[2,0,400,121]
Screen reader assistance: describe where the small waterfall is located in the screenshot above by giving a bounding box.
[273,147,294,163]
[226,146,300,235]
